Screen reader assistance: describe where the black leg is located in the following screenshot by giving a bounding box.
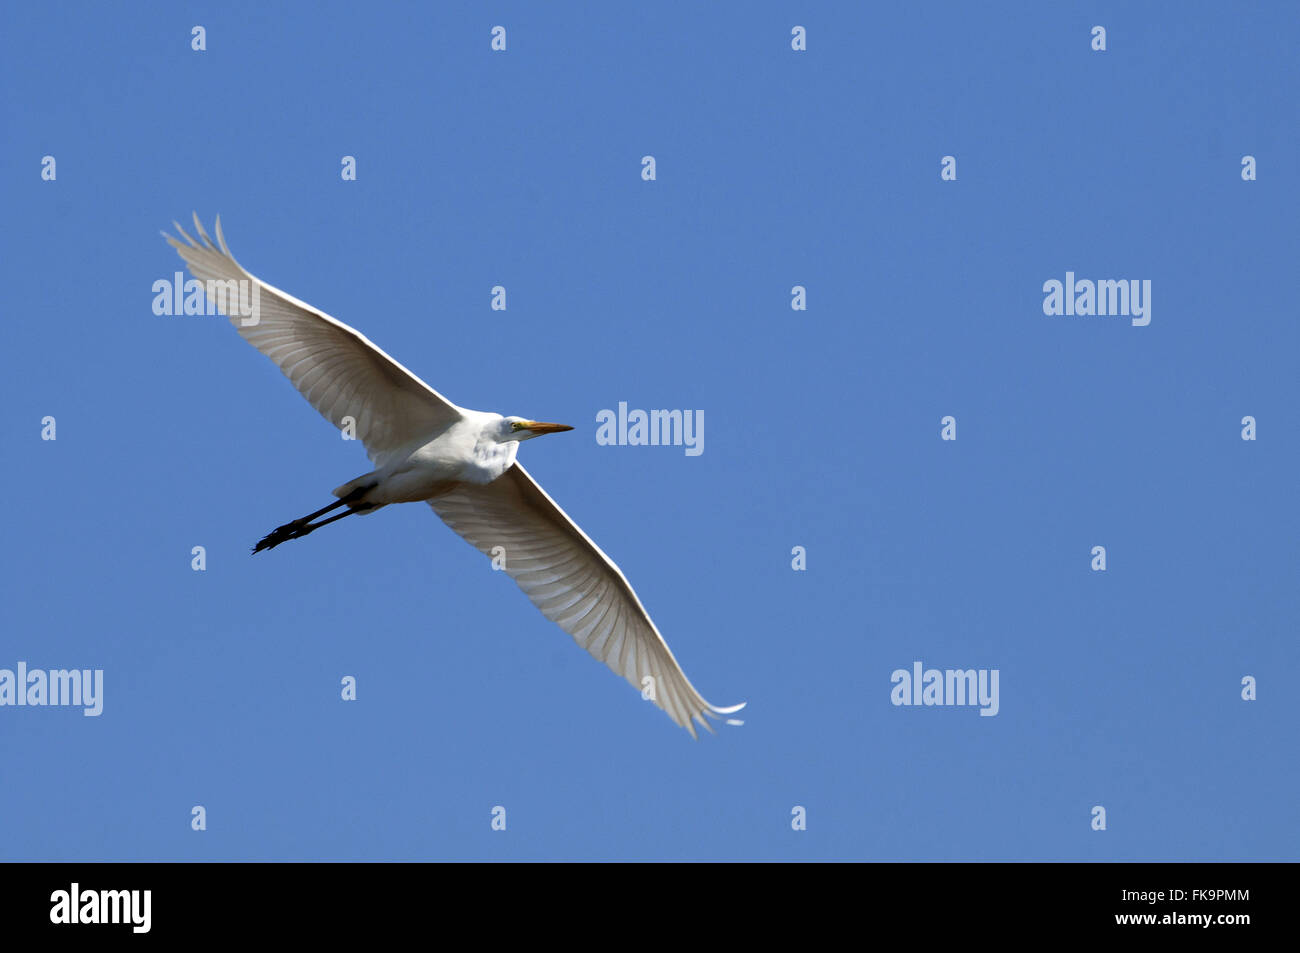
[296,497,348,523]
[293,508,358,536]
[293,486,371,525]
[252,491,374,555]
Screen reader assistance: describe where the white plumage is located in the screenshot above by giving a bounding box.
[165,214,744,737]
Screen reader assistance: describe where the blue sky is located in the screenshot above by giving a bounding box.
[2,2,1296,860]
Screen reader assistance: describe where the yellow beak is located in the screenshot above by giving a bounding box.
[522,421,574,435]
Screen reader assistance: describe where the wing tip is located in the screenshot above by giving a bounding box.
[678,699,746,737]
[710,700,747,716]
[162,212,237,261]
[214,213,232,256]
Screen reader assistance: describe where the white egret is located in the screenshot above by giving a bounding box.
[165,215,744,737]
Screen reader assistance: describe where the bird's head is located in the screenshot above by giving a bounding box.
[500,416,575,442]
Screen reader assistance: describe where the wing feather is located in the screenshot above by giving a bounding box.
[164,214,462,464]
[429,464,744,736]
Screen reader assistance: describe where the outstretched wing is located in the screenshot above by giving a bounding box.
[165,213,462,465]
[429,463,745,737]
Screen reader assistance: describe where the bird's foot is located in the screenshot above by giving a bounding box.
[252,521,309,554]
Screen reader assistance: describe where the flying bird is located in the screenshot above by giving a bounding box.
[165,214,744,737]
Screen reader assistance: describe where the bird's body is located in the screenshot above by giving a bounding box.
[165,214,743,737]
[336,410,521,509]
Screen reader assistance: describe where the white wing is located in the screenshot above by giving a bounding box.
[165,214,462,465]
[430,464,745,737]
